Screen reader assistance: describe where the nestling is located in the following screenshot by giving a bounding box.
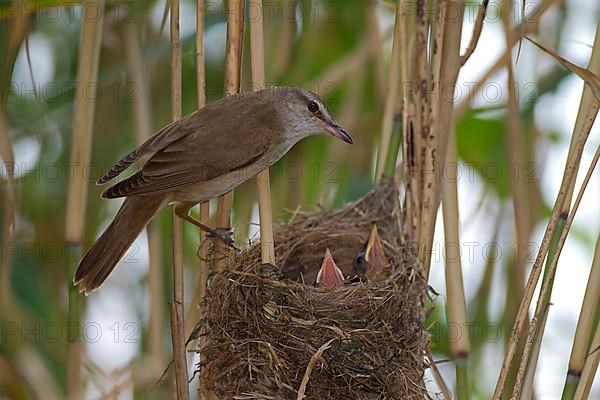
[315,248,345,288]
[352,224,392,282]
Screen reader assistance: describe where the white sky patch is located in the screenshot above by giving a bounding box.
[204,22,227,63]
[12,33,55,97]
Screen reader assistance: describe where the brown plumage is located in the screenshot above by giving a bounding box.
[74,87,352,294]
[73,196,164,292]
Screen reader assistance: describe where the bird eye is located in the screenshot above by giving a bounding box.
[307,101,319,113]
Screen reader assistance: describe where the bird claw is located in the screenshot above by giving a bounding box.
[207,227,238,250]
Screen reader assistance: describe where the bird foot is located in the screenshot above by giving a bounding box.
[206,227,238,250]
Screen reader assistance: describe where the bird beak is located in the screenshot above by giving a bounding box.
[364,224,391,282]
[323,122,353,144]
[365,224,381,263]
[316,248,345,288]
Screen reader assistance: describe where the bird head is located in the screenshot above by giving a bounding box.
[352,224,391,282]
[316,248,345,288]
[276,88,353,144]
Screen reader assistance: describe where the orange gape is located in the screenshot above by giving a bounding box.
[364,224,392,281]
[351,224,392,282]
[316,248,345,288]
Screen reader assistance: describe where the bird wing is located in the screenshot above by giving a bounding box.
[97,90,281,186]
[96,117,196,185]
[102,122,273,198]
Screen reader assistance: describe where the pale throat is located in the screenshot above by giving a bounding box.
[278,108,318,144]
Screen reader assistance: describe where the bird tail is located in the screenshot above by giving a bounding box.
[73,195,165,295]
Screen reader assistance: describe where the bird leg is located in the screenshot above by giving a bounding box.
[173,202,237,249]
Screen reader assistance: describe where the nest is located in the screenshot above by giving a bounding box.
[197,182,429,399]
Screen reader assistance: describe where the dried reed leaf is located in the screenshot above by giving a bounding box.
[461,0,489,65]
[525,36,600,99]
[427,351,453,400]
[516,0,525,63]
[296,338,335,400]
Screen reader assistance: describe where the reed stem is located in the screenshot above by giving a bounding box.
[184,0,209,340]
[187,1,211,398]
[249,0,275,265]
[501,0,530,302]
[382,117,402,180]
[169,0,189,398]
[64,2,105,398]
[516,216,566,397]
[374,1,402,182]
[494,32,600,399]
[442,129,470,400]
[561,26,600,398]
[573,273,600,399]
[214,0,245,272]
[510,146,600,399]
[419,0,465,278]
[206,3,245,397]
[563,233,600,399]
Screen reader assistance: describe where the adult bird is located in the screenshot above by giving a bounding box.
[74,87,352,294]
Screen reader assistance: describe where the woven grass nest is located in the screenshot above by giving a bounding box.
[196,182,429,399]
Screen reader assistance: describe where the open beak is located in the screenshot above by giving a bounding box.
[316,248,345,288]
[365,224,381,263]
[324,122,353,144]
[364,224,391,281]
